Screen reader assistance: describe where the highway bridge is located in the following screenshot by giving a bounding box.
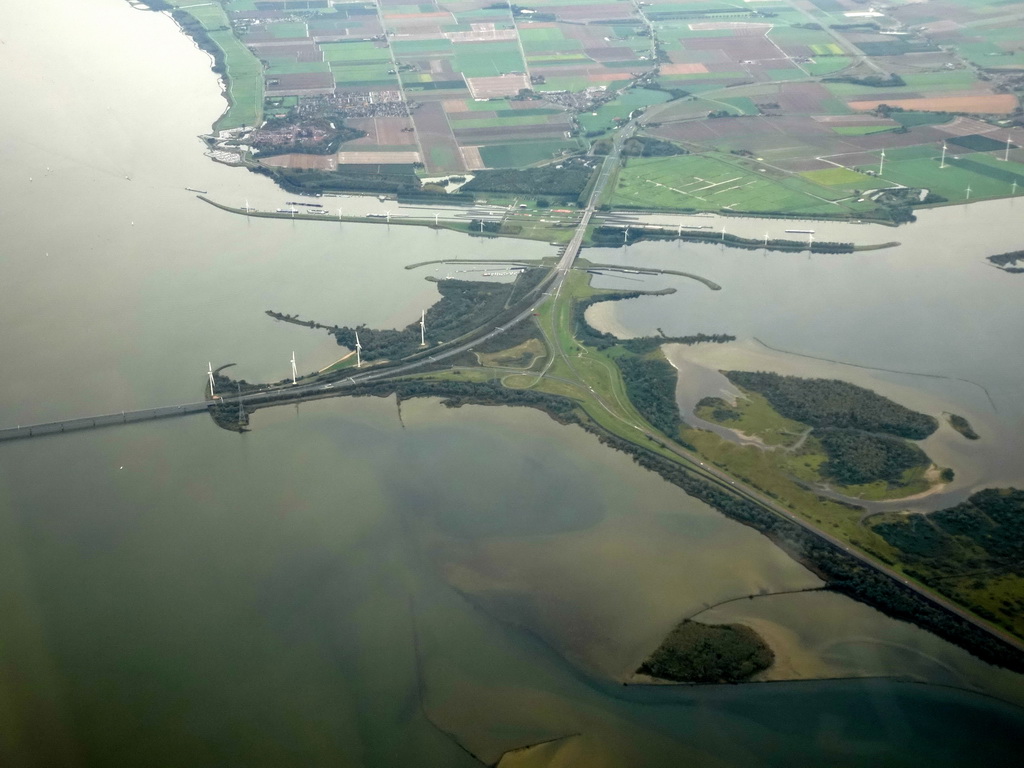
[0,402,214,442]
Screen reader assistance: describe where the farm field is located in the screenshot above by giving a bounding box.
[608,152,877,217]
[181,0,1022,216]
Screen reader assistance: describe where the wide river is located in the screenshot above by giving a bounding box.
[1,2,1022,766]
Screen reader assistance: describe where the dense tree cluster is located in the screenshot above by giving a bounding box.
[251,164,423,195]
[874,489,1024,572]
[622,333,734,354]
[462,160,596,197]
[638,620,774,683]
[331,270,546,360]
[824,74,907,88]
[724,371,938,439]
[696,396,742,422]
[817,428,929,486]
[616,356,683,438]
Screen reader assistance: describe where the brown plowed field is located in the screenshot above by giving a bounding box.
[345,117,418,146]
[584,47,636,61]
[689,22,772,32]
[466,74,530,98]
[775,83,835,113]
[454,124,568,143]
[848,94,1018,114]
[935,116,1006,136]
[411,100,465,172]
[659,63,710,75]
[267,72,335,90]
[261,154,336,170]
[336,151,422,164]
[461,146,484,171]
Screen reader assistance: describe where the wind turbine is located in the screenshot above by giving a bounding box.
[720,225,726,242]
[338,207,343,220]
[808,232,814,250]
[355,331,362,368]
[290,351,297,385]
[1013,180,1018,196]
[878,149,885,176]
[420,310,426,346]
[940,141,947,169]
[207,362,216,396]
[764,232,769,247]
[624,226,629,244]
[1004,135,1013,162]
[965,184,972,200]
[386,210,391,225]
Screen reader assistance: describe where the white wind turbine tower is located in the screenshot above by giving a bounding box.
[1004,135,1013,162]
[965,184,972,200]
[355,331,362,368]
[420,310,426,346]
[207,362,216,396]
[940,141,947,169]
[878,149,886,176]
[290,351,297,385]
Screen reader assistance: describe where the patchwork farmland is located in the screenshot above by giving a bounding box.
[165,0,1024,220]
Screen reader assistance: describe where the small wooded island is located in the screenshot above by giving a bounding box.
[638,620,774,684]
[947,413,980,440]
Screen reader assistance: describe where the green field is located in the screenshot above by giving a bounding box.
[392,39,453,56]
[320,41,392,64]
[801,167,877,188]
[866,151,1024,202]
[453,42,524,77]
[331,63,397,86]
[480,139,582,169]
[833,125,895,136]
[804,57,852,77]
[609,153,871,215]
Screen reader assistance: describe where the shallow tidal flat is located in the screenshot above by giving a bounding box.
[395,400,819,681]
[699,591,1024,708]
